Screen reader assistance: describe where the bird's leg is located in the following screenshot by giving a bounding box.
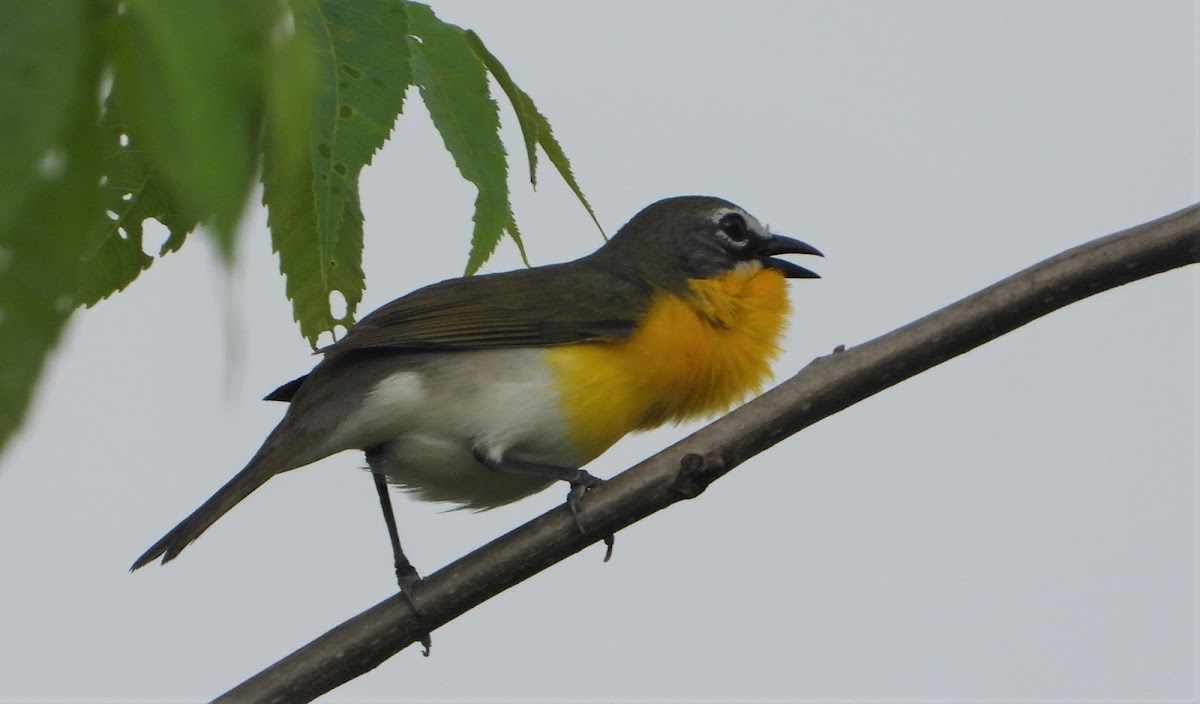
[371,471,432,655]
[372,471,420,592]
[472,447,615,559]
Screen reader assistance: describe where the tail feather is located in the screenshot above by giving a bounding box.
[130,455,283,571]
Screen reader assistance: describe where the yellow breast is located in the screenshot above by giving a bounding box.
[547,264,791,461]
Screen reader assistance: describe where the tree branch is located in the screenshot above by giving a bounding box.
[217,202,1200,703]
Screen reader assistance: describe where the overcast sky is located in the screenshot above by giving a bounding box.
[1,1,1197,702]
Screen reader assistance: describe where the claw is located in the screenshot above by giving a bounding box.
[566,472,614,561]
[566,470,601,529]
[396,571,431,656]
[567,482,589,533]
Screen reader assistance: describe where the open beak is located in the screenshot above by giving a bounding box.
[759,234,823,279]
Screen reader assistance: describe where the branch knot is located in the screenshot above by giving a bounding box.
[673,450,727,500]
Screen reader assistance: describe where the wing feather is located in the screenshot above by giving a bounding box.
[321,260,650,356]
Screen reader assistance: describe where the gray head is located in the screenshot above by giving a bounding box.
[589,195,822,294]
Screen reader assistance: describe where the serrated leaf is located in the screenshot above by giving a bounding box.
[461,31,538,188]
[291,0,411,288]
[407,3,521,274]
[0,1,86,233]
[534,114,604,239]
[78,96,203,306]
[112,0,275,264]
[264,149,364,347]
[0,30,101,458]
[464,30,604,240]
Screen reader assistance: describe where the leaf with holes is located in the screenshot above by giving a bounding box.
[264,146,364,347]
[464,30,603,239]
[408,3,524,274]
[291,0,411,289]
[109,0,276,263]
[78,96,203,307]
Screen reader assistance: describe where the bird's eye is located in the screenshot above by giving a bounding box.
[717,213,749,244]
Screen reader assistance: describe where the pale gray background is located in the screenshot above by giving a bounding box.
[1,1,1197,701]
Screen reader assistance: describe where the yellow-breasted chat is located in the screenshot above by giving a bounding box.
[131,195,822,591]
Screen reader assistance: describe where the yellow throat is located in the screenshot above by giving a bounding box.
[547,263,791,461]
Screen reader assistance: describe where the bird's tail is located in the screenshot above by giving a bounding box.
[130,446,292,571]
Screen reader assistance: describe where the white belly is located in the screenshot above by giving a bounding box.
[325,348,583,510]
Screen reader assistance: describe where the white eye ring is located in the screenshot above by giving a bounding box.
[715,229,750,249]
[716,212,752,249]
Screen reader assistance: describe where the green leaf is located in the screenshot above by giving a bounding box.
[0,21,101,457]
[111,0,276,264]
[82,2,314,306]
[264,148,364,347]
[77,95,204,307]
[264,17,318,191]
[407,3,522,274]
[291,0,411,288]
[0,1,86,233]
[461,32,537,187]
[464,30,604,240]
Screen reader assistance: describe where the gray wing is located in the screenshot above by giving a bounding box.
[267,260,652,402]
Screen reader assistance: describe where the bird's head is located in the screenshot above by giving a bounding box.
[591,195,822,294]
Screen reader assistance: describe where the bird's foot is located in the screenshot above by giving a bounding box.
[469,448,615,562]
[567,472,615,562]
[395,565,432,656]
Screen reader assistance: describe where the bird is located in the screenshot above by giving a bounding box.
[131,195,822,593]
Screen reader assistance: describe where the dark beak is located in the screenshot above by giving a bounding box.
[759,234,823,279]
